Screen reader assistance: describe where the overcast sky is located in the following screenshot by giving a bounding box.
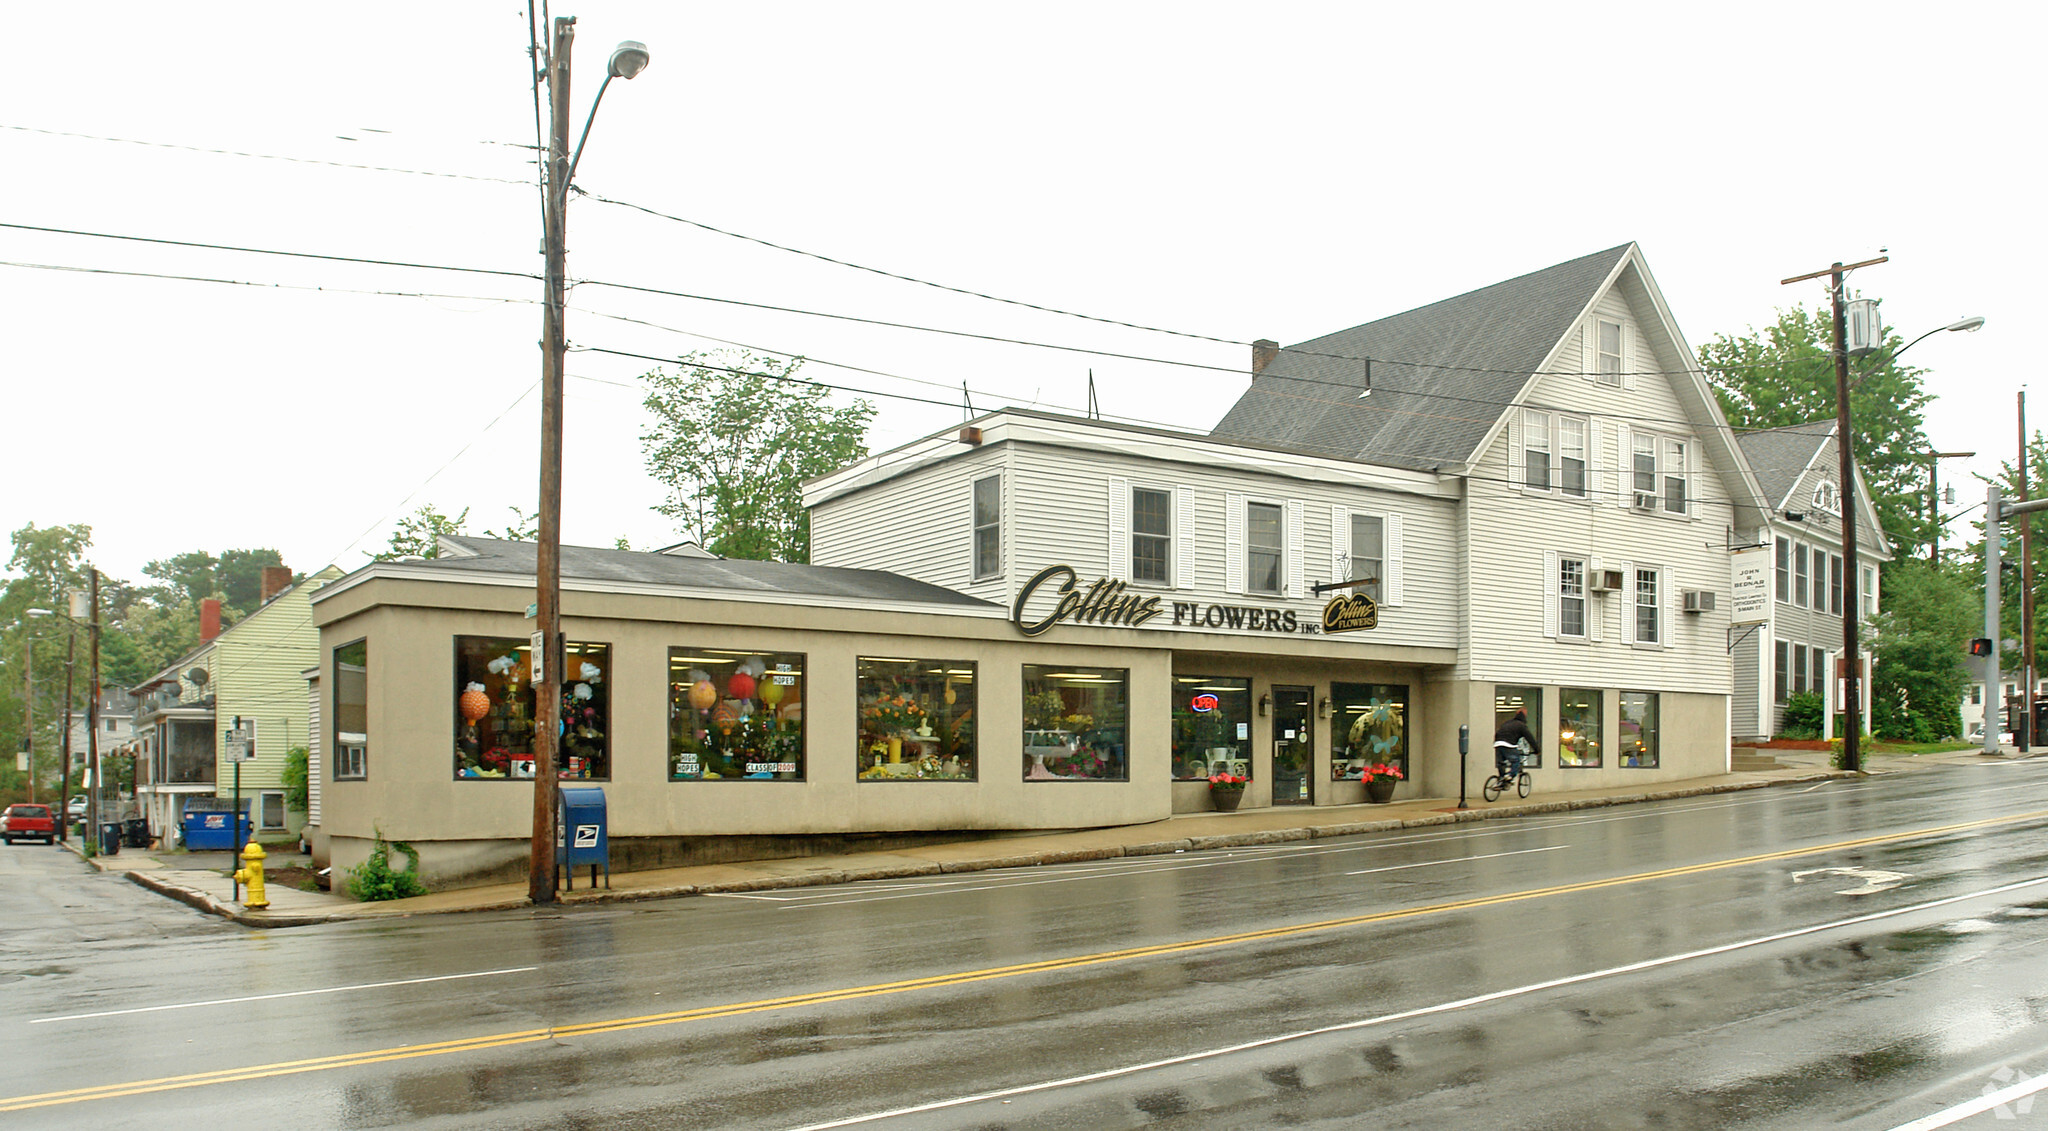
[3,3,2035,585]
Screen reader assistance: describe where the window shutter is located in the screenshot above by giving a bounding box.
[1543,550,1558,639]
[1107,477,1130,582]
[1226,493,1246,595]
[1686,437,1700,519]
[1176,485,1196,591]
[1616,423,1634,509]
[1587,416,1604,505]
[1504,413,1518,482]
[1581,321,1597,384]
[1621,322,1637,391]
[1619,560,1636,645]
[1286,499,1305,598]
[1588,556,1603,643]
[1331,505,1349,585]
[1666,567,1679,648]
[1386,512,1404,607]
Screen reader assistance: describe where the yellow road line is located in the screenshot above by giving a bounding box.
[8,807,2044,1112]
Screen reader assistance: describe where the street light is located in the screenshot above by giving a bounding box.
[1895,315,1986,358]
[532,20,649,906]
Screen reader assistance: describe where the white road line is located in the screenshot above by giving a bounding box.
[31,966,539,1024]
[1888,1069,2048,1130]
[1343,845,1565,875]
[787,874,2048,1131]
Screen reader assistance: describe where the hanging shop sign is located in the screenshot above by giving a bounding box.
[1012,564,1322,637]
[1321,593,1379,634]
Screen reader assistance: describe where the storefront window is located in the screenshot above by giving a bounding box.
[1332,682,1408,780]
[857,658,976,780]
[1621,691,1659,768]
[1559,687,1603,768]
[1022,664,1127,781]
[1494,685,1543,769]
[670,649,806,780]
[453,637,610,780]
[1171,676,1249,780]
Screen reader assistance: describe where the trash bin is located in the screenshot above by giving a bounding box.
[99,822,121,856]
[123,818,149,848]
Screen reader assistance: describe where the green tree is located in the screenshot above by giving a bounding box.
[374,505,470,561]
[1698,303,1936,555]
[141,547,286,621]
[1868,559,1976,741]
[640,351,875,562]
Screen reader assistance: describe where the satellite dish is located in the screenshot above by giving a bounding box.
[188,667,209,686]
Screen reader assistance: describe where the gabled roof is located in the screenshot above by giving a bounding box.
[367,536,995,609]
[1733,420,1835,513]
[1210,244,1633,469]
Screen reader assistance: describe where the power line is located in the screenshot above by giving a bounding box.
[0,123,530,185]
[0,259,532,307]
[0,222,537,282]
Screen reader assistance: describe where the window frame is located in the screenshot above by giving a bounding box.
[332,638,368,782]
[1172,675,1251,781]
[1522,409,1552,490]
[1774,639,1790,704]
[1596,319,1624,386]
[1349,513,1385,603]
[1559,687,1604,768]
[1245,500,1285,596]
[972,474,1001,580]
[1830,553,1844,615]
[1634,567,1660,644]
[1558,556,1587,639]
[1022,664,1130,782]
[1794,542,1809,607]
[1130,485,1173,586]
[857,657,977,781]
[1776,537,1790,602]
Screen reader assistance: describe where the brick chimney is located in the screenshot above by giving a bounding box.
[261,565,293,604]
[200,598,222,642]
[1252,339,1279,374]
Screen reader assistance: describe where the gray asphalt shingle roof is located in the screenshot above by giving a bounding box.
[398,537,995,608]
[1733,421,1833,512]
[1210,244,1633,469]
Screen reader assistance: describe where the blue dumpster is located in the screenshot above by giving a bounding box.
[556,786,609,891]
[182,810,249,851]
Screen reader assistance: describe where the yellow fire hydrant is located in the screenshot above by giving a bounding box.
[233,841,269,910]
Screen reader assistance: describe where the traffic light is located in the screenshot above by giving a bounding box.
[1968,638,1994,657]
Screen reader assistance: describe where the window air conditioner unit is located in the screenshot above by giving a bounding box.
[1632,491,1659,511]
[1589,569,1625,593]
[1683,590,1717,613]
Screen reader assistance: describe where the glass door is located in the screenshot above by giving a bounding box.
[1271,685,1313,805]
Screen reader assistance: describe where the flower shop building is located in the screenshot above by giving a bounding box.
[310,242,1775,892]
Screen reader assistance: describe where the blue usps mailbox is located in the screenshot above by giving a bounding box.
[556,786,609,891]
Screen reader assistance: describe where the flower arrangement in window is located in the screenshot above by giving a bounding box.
[671,652,806,780]
[862,694,928,735]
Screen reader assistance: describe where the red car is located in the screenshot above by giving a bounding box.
[2,803,57,845]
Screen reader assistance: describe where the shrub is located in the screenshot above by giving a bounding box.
[1780,691,1824,740]
[347,831,427,901]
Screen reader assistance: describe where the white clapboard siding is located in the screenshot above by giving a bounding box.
[1331,504,1348,584]
[307,678,321,826]
[811,450,1009,599]
[1285,500,1304,598]
[1619,560,1636,645]
[1176,486,1195,590]
[1225,492,1246,595]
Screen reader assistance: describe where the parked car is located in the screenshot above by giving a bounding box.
[65,795,86,821]
[1969,723,2015,744]
[2,803,57,845]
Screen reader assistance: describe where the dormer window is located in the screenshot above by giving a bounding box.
[1813,481,1840,516]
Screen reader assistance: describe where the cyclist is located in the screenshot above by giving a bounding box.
[1492,708,1539,784]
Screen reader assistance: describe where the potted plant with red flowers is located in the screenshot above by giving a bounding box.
[1208,770,1248,812]
[1363,762,1403,804]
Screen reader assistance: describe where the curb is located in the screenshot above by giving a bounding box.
[112,768,1863,926]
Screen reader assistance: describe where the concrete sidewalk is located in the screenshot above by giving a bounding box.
[77,745,2025,928]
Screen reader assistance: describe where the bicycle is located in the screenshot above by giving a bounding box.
[1483,765,1531,801]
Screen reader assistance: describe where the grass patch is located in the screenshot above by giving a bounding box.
[1867,740,1979,755]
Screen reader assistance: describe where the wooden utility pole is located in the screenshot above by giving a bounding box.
[87,569,101,850]
[1782,255,1886,772]
[58,628,72,843]
[530,15,575,906]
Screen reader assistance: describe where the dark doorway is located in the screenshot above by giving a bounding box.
[1271,685,1313,805]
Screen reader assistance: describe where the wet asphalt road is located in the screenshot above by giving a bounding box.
[7,763,2048,1128]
